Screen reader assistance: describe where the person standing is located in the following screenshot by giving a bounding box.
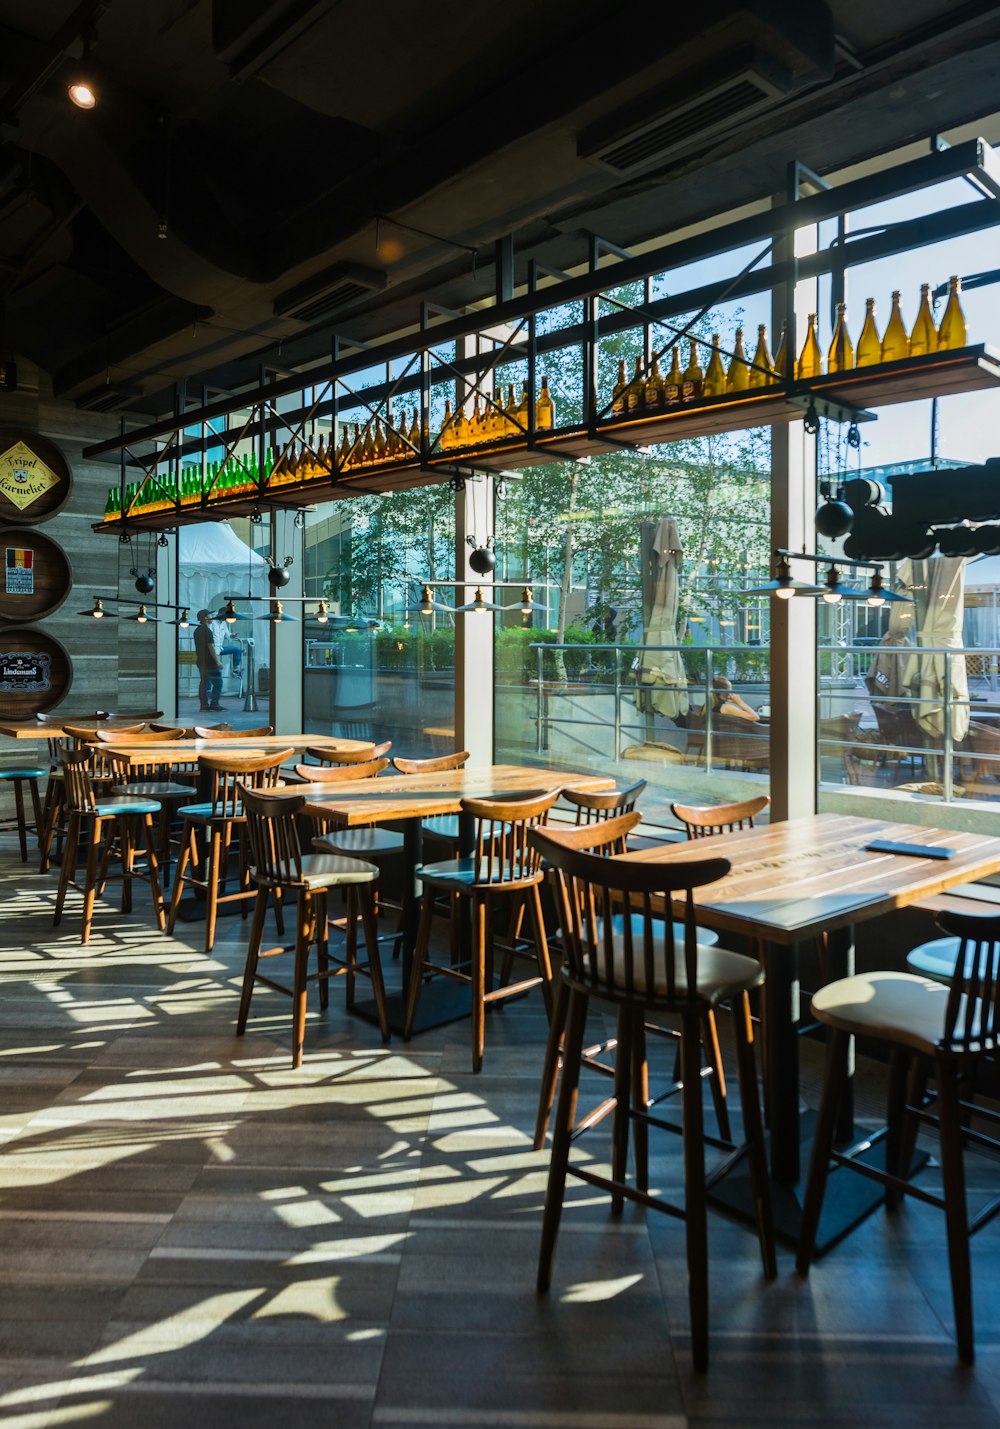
[194,608,223,711]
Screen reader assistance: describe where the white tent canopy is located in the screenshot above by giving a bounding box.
[177,524,270,685]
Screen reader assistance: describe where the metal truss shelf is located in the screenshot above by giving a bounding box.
[91,345,1000,535]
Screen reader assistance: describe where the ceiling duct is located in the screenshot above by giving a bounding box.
[273,261,388,324]
[75,381,140,412]
[579,47,796,177]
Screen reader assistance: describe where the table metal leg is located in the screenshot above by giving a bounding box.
[763,939,801,1185]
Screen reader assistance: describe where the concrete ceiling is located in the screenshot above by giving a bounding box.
[1,0,999,417]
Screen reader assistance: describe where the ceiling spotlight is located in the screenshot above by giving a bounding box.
[67,29,97,109]
[520,587,533,616]
[866,572,886,608]
[85,596,107,619]
[316,600,329,624]
[419,585,434,616]
[822,566,844,603]
[177,608,190,628]
[135,605,149,623]
[224,599,237,624]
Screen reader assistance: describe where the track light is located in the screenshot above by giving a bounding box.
[224,599,237,624]
[316,600,329,624]
[67,28,97,109]
[865,572,886,608]
[178,608,189,627]
[822,566,844,603]
[419,585,434,616]
[83,596,108,619]
[741,557,820,601]
[135,605,149,623]
[520,587,533,616]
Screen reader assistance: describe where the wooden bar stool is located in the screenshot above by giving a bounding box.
[403,789,560,1072]
[797,909,1000,1365]
[53,750,166,944]
[237,786,390,1067]
[392,751,469,845]
[166,748,291,952]
[531,820,776,1372]
[0,764,47,861]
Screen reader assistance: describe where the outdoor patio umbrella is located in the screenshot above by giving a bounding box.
[902,555,970,743]
[638,516,689,719]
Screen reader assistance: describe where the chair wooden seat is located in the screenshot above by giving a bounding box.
[403,789,560,1072]
[905,935,976,983]
[0,765,46,861]
[798,909,1000,1365]
[530,819,775,1372]
[53,749,165,944]
[315,827,405,857]
[166,748,292,952]
[238,787,389,1066]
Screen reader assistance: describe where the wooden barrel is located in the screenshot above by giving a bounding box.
[0,429,73,525]
[0,528,72,622]
[0,627,73,717]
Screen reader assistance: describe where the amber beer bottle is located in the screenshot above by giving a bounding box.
[727,328,750,392]
[664,347,683,405]
[747,325,772,388]
[855,299,881,367]
[772,320,789,380]
[909,284,938,357]
[681,340,704,401]
[505,384,519,435]
[612,358,628,415]
[937,275,967,350]
[880,291,910,363]
[645,355,665,409]
[827,303,854,373]
[627,356,645,413]
[536,375,555,431]
[796,314,822,379]
[702,334,727,397]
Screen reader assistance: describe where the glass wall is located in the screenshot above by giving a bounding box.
[301,486,456,758]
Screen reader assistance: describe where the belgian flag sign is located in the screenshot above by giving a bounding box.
[5,546,34,596]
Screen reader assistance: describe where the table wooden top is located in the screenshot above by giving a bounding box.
[88,733,371,767]
[621,812,1000,944]
[296,764,616,826]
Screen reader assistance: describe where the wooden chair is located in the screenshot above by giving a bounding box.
[292,758,390,784]
[392,751,470,844]
[40,726,145,872]
[0,763,47,861]
[166,748,292,952]
[403,789,560,1072]
[193,725,273,739]
[95,726,187,744]
[102,744,199,884]
[797,909,1000,1365]
[305,742,388,765]
[236,787,390,1067]
[53,749,166,944]
[671,793,769,838]
[534,794,728,1153]
[531,821,776,1371]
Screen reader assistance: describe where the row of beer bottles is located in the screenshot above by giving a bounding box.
[798,277,967,377]
[611,326,786,409]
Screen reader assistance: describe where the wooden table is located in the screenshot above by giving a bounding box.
[296,763,615,1029]
[93,734,372,767]
[619,812,1000,1219]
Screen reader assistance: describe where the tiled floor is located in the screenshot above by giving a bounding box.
[3,839,1000,1428]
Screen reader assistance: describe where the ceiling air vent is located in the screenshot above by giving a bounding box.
[579,50,793,177]
[274,262,387,324]
[75,383,140,412]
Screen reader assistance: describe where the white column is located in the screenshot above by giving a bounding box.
[269,513,304,734]
[454,477,495,763]
[155,536,177,717]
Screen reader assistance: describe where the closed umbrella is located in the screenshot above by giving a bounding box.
[638,516,689,719]
[865,558,916,704]
[902,556,969,743]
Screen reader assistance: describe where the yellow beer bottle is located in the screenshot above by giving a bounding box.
[909,283,938,357]
[439,399,454,449]
[645,355,665,409]
[536,375,555,430]
[612,358,628,415]
[664,346,683,404]
[681,340,704,401]
[796,313,822,379]
[505,383,519,436]
[748,324,772,388]
[452,402,469,447]
[360,425,374,465]
[727,327,750,392]
[856,299,881,367]
[827,303,854,373]
[627,355,646,412]
[772,319,789,379]
[702,334,727,397]
[880,291,909,363]
[937,275,967,351]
